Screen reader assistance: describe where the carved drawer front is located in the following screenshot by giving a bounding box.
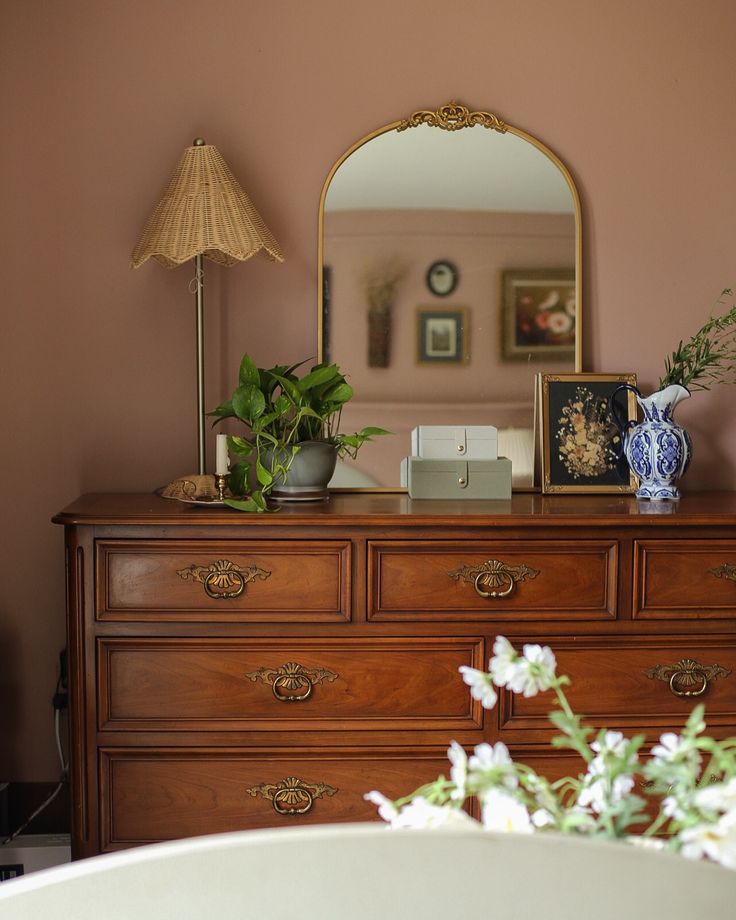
[99,749,450,850]
[96,540,350,622]
[98,637,484,732]
[634,540,736,619]
[368,540,618,621]
[497,638,736,744]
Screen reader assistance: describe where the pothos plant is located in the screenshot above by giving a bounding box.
[209,354,387,512]
[366,637,736,870]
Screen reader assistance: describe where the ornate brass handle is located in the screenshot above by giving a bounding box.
[176,559,271,600]
[645,658,731,697]
[448,559,540,600]
[710,563,736,583]
[245,777,338,816]
[474,570,514,598]
[245,662,339,703]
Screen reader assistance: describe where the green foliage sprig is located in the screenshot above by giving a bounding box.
[209,354,387,512]
[659,288,736,391]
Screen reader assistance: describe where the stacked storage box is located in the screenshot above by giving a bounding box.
[401,426,512,499]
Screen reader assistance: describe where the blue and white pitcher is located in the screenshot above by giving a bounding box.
[611,384,692,500]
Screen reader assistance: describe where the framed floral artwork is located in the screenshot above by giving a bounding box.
[416,307,470,363]
[537,373,638,494]
[502,269,575,360]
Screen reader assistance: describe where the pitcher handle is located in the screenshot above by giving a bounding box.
[609,383,641,460]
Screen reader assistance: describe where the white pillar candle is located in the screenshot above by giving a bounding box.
[215,433,229,475]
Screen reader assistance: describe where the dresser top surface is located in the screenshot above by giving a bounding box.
[52,491,736,528]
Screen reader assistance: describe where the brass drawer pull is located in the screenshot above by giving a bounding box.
[245,776,338,816]
[645,658,731,697]
[448,559,540,599]
[176,559,271,599]
[245,661,339,702]
[710,563,736,583]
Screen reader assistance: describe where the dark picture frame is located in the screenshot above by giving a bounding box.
[502,269,576,361]
[426,260,459,297]
[416,307,470,364]
[537,373,638,494]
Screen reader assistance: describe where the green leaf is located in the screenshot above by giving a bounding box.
[255,457,274,487]
[207,399,234,421]
[224,497,263,513]
[356,426,390,437]
[227,436,253,456]
[324,381,353,404]
[297,364,340,393]
[239,354,260,386]
[227,461,250,495]
[232,384,266,422]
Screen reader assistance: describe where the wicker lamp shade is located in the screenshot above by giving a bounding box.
[130,141,284,268]
[130,138,284,479]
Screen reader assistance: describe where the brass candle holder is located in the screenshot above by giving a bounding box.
[214,472,228,502]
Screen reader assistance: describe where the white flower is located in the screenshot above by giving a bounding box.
[481,788,533,834]
[578,758,636,815]
[650,732,701,772]
[489,638,556,698]
[662,794,686,820]
[531,808,555,828]
[391,797,480,831]
[364,790,399,823]
[627,836,666,851]
[547,311,573,334]
[575,732,639,814]
[679,812,736,869]
[650,732,685,762]
[695,777,736,815]
[489,636,518,686]
[448,741,468,800]
[459,665,498,709]
[590,730,628,759]
[468,742,517,790]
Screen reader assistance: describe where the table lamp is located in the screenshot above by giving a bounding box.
[131,138,284,476]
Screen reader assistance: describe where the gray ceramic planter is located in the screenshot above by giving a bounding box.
[269,441,338,501]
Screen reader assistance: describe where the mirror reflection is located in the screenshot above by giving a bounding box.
[319,103,582,490]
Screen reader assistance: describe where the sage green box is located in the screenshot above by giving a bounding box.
[404,456,512,500]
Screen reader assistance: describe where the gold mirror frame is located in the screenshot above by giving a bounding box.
[317,101,583,491]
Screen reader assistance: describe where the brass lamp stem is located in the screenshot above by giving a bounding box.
[195,252,206,475]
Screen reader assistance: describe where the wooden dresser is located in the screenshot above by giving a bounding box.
[54,492,736,858]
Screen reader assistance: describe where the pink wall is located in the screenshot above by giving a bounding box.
[2,0,735,779]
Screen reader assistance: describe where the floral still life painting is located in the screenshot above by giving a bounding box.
[365,636,736,870]
[538,373,638,493]
[502,269,575,361]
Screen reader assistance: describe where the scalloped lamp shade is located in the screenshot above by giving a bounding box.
[130,139,284,479]
[130,141,284,268]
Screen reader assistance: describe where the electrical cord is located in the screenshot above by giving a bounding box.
[2,669,69,847]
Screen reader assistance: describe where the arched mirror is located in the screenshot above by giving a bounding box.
[319,102,582,490]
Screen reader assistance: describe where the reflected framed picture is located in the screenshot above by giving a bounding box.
[416,307,470,364]
[502,269,575,360]
[537,373,638,494]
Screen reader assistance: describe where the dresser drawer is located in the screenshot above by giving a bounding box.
[96,540,351,622]
[498,638,736,743]
[368,540,618,621]
[634,540,736,619]
[97,637,484,732]
[100,749,451,849]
